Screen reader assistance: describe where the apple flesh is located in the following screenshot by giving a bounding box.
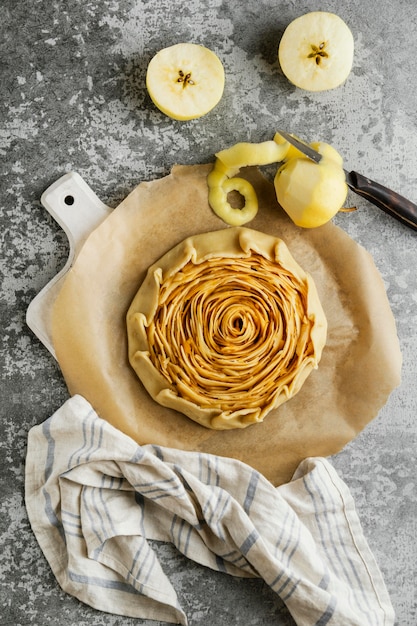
[278,12,354,92]
[146,43,225,121]
[274,148,348,228]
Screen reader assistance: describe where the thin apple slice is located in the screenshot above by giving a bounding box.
[278,12,354,91]
[146,43,225,120]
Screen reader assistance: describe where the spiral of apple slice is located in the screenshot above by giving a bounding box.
[207,136,290,225]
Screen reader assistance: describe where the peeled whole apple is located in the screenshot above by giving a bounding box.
[278,12,354,92]
[146,43,225,121]
[274,153,348,228]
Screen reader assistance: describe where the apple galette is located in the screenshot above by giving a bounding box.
[126,227,327,430]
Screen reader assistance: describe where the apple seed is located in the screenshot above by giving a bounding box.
[177,70,195,87]
[307,42,329,65]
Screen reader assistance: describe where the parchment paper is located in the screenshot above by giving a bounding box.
[51,164,402,485]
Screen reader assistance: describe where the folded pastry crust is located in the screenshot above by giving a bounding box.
[127,227,327,429]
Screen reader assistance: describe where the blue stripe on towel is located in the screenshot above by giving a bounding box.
[305,467,380,626]
[41,420,65,539]
[133,475,183,500]
[42,419,55,481]
[69,570,139,594]
[314,594,337,625]
[239,529,259,555]
[243,470,259,515]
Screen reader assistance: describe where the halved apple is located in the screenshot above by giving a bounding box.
[146,43,225,120]
[278,12,354,91]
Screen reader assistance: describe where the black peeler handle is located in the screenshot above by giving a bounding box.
[347,170,417,231]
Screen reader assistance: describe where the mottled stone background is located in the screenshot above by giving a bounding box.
[1,0,416,624]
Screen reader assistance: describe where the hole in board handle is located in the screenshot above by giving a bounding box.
[64,195,75,206]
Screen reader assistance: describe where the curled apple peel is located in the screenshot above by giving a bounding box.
[207,165,259,226]
[215,137,290,176]
[207,137,290,225]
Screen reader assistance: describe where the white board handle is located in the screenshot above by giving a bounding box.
[26,172,112,357]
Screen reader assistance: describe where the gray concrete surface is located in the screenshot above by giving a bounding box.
[1,1,416,624]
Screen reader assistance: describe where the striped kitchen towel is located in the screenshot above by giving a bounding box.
[25,394,394,625]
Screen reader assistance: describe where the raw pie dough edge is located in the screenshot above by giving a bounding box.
[126,226,327,430]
